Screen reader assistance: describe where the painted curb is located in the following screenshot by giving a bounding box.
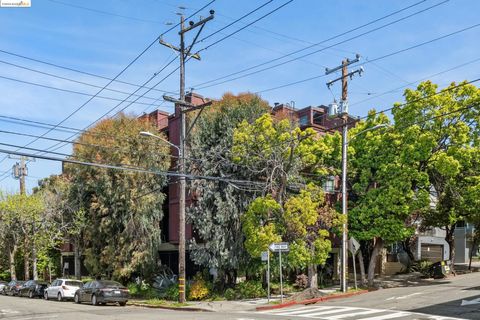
[129,302,213,312]
[256,290,369,311]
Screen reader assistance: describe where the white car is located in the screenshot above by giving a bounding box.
[44,279,83,301]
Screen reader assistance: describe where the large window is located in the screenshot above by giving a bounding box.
[299,115,309,126]
[313,111,324,126]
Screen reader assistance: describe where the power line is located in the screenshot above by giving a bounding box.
[195,0,295,53]
[327,77,480,132]
[351,56,480,108]
[0,59,166,101]
[0,148,267,186]
[0,74,163,107]
[197,0,274,43]
[0,49,175,95]
[255,21,480,94]
[190,0,437,90]
[47,0,165,24]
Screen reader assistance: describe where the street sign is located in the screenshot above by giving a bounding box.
[348,237,361,255]
[269,242,289,252]
[261,251,269,262]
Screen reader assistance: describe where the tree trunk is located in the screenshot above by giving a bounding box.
[74,240,82,280]
[468,238,477,271]
[9,244,17,281]
[357,250,366,286]
[445,225,456,272]
[24,249,30,280]
[307,264,318,289]
[367,238,384,287]
[32,244,38,280]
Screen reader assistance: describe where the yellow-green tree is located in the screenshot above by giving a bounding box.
[234,114,340,288]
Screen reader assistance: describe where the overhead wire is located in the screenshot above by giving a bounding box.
[255,21,480,94]
[0,74,163,107]
[189,0,438,90]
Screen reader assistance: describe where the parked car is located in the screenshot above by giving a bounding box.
[3,280,25,296]
[19,280,48,298]
[74,280,129,306]
[0,281,7,293]
[44,279,83,301]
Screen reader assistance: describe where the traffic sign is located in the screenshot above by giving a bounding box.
[261,251,269,262]
[269,242,289,252]
[348,237,361,255]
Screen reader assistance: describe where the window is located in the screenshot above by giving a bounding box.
[313,111,324,126]
[299,115,309,126]
[323,177,335,193]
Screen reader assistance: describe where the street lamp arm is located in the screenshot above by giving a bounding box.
[139,131,180,152]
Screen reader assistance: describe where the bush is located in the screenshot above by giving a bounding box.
[127,282,161,299]
[294,274,308,289]
[417,260,433,277]
[224,288,236,301]
[236,280,265,299]
[0,271,10,281]
[188,273,210,301]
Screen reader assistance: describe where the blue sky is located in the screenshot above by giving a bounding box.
[0,0,479,193]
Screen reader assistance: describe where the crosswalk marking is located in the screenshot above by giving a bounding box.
[258,305,466,320]
[356,312,409,320]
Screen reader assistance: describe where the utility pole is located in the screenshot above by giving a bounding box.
[326,54,364,293]
[11,155,32,195]
[160,9,214,303]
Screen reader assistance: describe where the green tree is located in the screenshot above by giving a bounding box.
[64,114,170,280]
[392,81,480,265]
[187,93,269,288]
[234,113,339,287]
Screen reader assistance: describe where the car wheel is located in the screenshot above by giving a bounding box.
[29,290,34,299]
[57,292,63,302]
[119,301,126,306]
[44,291,48,300]
[91,294,98,306]
[74,293,81,304]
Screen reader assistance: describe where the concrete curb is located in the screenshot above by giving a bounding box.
[256,290,369,311]
[129,302,213,312]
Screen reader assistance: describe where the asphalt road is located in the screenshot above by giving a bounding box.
[1,272,480,320]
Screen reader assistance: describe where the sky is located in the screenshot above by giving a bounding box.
[0,0,479,193]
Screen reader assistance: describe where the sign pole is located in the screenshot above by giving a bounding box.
[353,252,357,290]
[267,250,270,302]
[279,249,283,304]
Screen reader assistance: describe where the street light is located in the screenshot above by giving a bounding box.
[341,123,389,292]
[139,131,180,152]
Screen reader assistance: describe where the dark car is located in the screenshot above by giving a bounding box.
[19,280,48,298]
[3,280,25,296]
[74,280,129,306]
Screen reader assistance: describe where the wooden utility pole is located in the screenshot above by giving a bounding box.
[326,55,363,293]
[160,10,214,303]
[11,155,31,195]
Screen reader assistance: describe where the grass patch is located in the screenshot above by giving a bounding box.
[140,298,191,307]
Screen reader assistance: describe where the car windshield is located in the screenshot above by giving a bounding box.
[99,281,124,288]
[65,281,83,287]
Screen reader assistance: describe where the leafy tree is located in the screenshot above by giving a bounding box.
[233,113,339,287]
[64,114,170,280]
[392,81,480,265]
[347,112,431,286]
[0,193,45,280]
[187,93,269,288]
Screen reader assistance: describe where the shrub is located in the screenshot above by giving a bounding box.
[188,273,210,301]
[417,260,433,277]
[236,280,265,299]
[224,288,236,300]
[294,274,308,289]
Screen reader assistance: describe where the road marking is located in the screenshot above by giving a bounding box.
[0,309,20,314]
[461,297,480,306]
[258,305,466,319]
[10,316,58,320]
[396,292,422,300]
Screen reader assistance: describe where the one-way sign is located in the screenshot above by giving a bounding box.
[269,242,289,252]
